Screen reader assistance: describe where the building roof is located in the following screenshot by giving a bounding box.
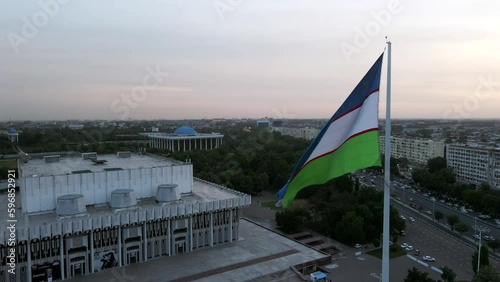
[18,153,182,177]
[174,126,197,135]
[8,128,17,134]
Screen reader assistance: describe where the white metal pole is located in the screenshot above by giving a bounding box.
[382,41,392,282]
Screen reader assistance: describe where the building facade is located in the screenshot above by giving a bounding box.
[379,136,445,164]
[446,145,500,189]
[148,126,223,152]
[1,153,250,282]
[272,127,320,141]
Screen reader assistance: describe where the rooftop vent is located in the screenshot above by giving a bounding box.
[117,151,131,158]
[44,155,60,163]
[156,184,181,203]
[82,152,97,160]
[110,189,137,209]
[56,194,87,217]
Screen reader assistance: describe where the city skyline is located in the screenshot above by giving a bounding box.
[1,0,500,121]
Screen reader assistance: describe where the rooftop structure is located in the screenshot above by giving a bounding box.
[2,152,250,281]
[147,126,223,152]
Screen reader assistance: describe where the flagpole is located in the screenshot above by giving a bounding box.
[382,40,392,282]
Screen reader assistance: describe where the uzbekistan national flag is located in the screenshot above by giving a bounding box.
[276,53,384,208]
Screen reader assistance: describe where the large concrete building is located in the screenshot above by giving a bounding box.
[272,127,320,141]
[1,152,250,282]
[148,126,223,152]
[446,144,500,189]
[379,136,445,164]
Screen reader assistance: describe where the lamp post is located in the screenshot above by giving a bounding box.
[473,225,490,273]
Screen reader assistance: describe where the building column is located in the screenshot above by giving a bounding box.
[189,216,193,252]
[189,139,192,151]
[209,213,214,247]
[118,227,122,267]
[143,224,148,262]
[183,139,186,152]
[60,236,65,280]
[195,138,197,149]
[177,140,180,152]
[90,231,94,273]
[27,241,32,282]
[210,138,213,149]
[229,209,233,242]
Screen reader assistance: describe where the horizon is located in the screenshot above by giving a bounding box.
[2,0,500,121]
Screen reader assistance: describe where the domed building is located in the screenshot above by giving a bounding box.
[148,126,223,152]
[8,128,19,142]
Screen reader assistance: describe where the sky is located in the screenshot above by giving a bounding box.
[1,0,500,121]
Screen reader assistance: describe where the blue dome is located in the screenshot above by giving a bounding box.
[9,128,17,134]
[173,126,197,135]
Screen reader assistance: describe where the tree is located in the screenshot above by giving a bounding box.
[472,266,500,282]
[487,240,500,253]
[335,211,365,244]
[435,211,444,222]
[404,267,436,282]
[441,266,457,282]
[447,215,460,230]
[427,157,447,173]
[455,222,469,234]
[472,245,490,274]
[275,208,311,234]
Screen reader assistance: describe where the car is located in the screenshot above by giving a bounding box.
[409,217,415,222]
[401,243,408,249]
[473,234,481,240]
[400,215,406,220]
[423,256,435,262]
[400,230,406,236]
[404,246,413,251]
[354,244,363,249]
[414,249,420,256]
[426,210,432,215]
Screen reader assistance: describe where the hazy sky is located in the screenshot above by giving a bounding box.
[1,0,500,121]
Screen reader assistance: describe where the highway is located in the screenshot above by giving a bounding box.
[356,171,500,263]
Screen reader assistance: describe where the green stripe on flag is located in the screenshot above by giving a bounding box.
[282,130,381,207]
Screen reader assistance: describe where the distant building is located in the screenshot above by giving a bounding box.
[446,144,500,189]
[67,124,84,130]
[148,126,223,152]
[8,128,19,142]
[272,127,320,140]
[256,119,271,127]
[2,152,250,281]
[380,136,445,164]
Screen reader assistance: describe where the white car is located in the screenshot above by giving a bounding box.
[409,217,415,222]
[426,210,432,215]
[473,234,481,240]
[422,256,435,262]
[404,246,413,251]
[401,243,408,249]
[354,244,363,249]
[400,215,406,220]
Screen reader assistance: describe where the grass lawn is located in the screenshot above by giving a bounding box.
[366,246,407,259]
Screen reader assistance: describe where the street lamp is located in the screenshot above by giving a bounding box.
[473,225,490,273]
